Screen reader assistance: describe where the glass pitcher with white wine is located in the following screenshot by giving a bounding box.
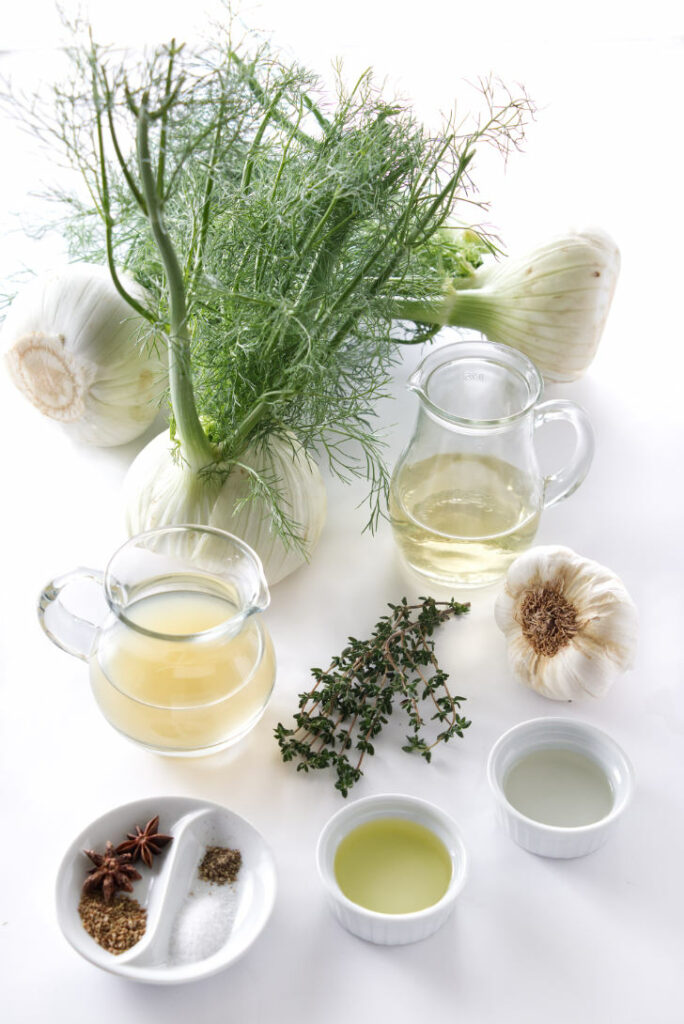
[389,340,594,587]
[38,526,276,755]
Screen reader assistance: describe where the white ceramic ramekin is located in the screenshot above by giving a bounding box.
[316,793,468,945]
[487,717,633,859]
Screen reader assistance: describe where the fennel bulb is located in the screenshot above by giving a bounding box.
[124,431,327,585]
[1,264,166,445]
[399,230,620,381]
[18,20,532,581]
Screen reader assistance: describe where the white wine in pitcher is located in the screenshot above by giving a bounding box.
[389,340,594,587]
[389,453,541,586]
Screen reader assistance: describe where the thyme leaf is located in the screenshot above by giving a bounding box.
[275,596,471,796]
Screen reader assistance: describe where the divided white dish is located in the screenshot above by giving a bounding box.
[55,796,276,984]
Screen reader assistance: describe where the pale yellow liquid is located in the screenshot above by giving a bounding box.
[334,818,452,914]
[504,749,614,827]
[89,590,275,755]
[389,453,541,586]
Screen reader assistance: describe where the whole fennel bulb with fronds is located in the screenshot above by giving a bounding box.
[24,20,531,582]
[398,229,620,381]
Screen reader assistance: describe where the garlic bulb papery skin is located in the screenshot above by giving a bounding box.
[494,545,638,701]
[439,229,620,382]
[1,264,166,445]
[123,430,328,585]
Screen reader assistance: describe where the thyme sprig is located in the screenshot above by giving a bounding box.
[275,597,471,796]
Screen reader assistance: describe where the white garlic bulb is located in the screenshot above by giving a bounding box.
[123,429,327,585]
[1,264,166,445]
[494,545,638,700]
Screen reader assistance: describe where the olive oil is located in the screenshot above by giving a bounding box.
[89,589,275,754]
[504,749,614,827]
[389,453,541,586]
[334,818,452,914]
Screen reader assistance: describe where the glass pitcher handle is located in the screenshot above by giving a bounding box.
[534,400,595,509]
[38,568,105,662]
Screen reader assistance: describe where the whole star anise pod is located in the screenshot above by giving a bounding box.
[116,816,173,869]
[82,841,142,903]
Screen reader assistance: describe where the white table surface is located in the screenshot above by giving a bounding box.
[1,3,683,1021]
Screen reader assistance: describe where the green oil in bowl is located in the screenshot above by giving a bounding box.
[333,817,452,914]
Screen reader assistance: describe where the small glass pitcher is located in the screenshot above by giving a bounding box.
[389,340,594,587]
[38,526,276,756]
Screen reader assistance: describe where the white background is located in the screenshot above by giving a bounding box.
[1,2,683,1021]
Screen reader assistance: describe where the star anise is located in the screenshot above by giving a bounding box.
[116,816,173,869]
[82,841,142,903]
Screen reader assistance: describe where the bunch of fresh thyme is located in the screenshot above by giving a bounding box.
[275,597,471,796]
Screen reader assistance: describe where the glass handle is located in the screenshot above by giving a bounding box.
[534,400,595,509]
[37,568,105,662]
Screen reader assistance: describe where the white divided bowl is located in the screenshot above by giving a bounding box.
[56,796,276,984]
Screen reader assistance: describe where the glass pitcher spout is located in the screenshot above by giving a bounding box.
[105,526,271,639]
[406,340,543,429]
[407,364,426,397]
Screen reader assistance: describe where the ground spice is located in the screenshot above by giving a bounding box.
[198,846,242,885]
[78,891,147,955]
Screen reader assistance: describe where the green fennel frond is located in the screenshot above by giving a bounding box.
[1,13,533,542]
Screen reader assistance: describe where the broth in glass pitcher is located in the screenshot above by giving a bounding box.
[39,526,276,755]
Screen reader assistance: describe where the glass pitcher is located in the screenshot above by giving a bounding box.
[38,526,276,756]
[389,340,594,587]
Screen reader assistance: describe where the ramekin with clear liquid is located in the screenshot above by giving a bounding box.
[487,718,634,858]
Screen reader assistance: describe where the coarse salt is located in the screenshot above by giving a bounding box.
[167,880,239,965]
